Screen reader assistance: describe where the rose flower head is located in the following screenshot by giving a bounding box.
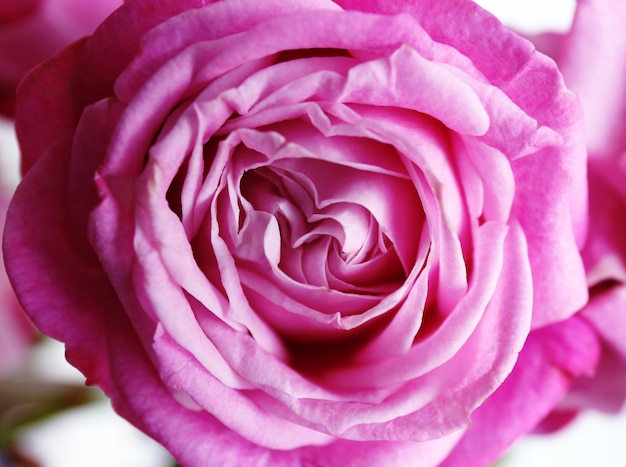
[3,0,590,465]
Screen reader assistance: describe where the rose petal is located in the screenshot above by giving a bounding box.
[440,315,600,467]
[3,136,117,391]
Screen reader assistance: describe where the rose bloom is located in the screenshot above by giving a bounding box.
[3,0,593,465]
[0,0,122,116]
[529,0,626,430]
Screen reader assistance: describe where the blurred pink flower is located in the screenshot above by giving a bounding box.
[0,0,122,116]
[530,0,626,429]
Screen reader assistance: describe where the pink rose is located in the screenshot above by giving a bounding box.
[528,0,626,428]
[4,0,589,465]
[0,0,122,116]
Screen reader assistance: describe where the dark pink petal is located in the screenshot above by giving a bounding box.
[0,192,34,375]
[3,137,116,391]
[15,39,86,173]
[0,0,122,117]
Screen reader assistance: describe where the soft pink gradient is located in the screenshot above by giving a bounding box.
[3,1,592,465]
[0,0,122,116]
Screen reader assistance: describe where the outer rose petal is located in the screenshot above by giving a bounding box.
[3,134,118,392]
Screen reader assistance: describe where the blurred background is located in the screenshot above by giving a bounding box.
[0,0,624,465]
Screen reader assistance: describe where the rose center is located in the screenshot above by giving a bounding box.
[238,164,407,294]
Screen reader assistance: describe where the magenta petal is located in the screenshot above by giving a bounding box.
[3,139,117,391]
